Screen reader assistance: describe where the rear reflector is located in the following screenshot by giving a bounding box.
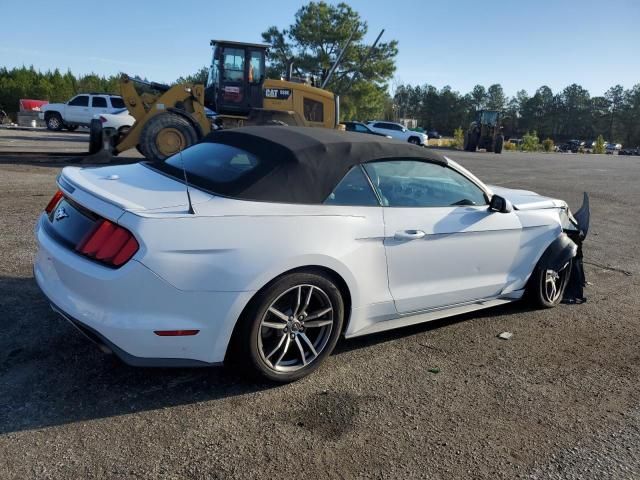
[76,219,139,267]
[45,190,64,213]
[154,330,200,336]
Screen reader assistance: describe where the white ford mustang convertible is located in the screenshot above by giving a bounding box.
[34,126,588,382]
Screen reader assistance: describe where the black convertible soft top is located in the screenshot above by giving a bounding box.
[201,126,447,204]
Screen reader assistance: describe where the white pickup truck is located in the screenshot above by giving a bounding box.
[39,94,126,131]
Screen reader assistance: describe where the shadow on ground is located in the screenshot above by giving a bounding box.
[0,274,530,435]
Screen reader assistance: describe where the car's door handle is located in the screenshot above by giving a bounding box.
[394,230,426,241]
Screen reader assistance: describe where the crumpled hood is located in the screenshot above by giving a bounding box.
[488,185,567,210]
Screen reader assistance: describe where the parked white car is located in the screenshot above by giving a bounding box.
[40,94,126,131]
[367,121,428,145]
[93,108,135,134]
[34,127,588,382]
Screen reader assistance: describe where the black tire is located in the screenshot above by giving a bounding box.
[45,112,63,131]
[66,124,78,132]
[236,271,345,383]
[138,112,199,162]
[117,125,131,144]
[408,136,420,145]
[527,259,573,308]
[494,135,504,154]
[88,119,103,154]
[464,131,478,152]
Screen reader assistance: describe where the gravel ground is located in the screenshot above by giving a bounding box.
[0,140,639,479]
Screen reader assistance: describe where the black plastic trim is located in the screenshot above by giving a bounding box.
[538,233,578,271]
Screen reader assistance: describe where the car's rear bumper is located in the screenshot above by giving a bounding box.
[34,214,253,366]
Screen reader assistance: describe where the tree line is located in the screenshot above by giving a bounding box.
[393,83,640,146]
[0,66,120,116]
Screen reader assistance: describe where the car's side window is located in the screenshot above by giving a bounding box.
[373,122,385,129]
[355,124,368,132]
[68,95,89,107]
[363,160,487,207]
[110,97,125,108]
[92,97,107,108]
[324,166,380,206]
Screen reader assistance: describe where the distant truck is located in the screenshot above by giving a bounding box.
[39,94,126,131]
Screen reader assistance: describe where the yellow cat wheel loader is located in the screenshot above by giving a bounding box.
[90,40,340,162]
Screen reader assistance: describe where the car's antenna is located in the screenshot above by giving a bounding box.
[178,141,195,215]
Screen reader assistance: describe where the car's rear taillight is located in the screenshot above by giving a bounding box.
[45,190,64,213]
[99,116,107,123]
[76,219,139,267]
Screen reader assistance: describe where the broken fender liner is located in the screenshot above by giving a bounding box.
[563,192,590,303]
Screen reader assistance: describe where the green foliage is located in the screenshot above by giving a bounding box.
[450,127,464,149]
[522,131,540,151]
[503,141,517,151]
[394,80,640,146]
[0,65,212,119]
[542,138,554,152]
[262,1,398,120]
[175,66,209,85]
[0,66,119,116]
[594,135,606,154]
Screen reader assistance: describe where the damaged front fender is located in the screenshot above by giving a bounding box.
[538,233,578,271]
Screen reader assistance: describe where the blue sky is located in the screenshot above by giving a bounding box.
[2,0,638,97]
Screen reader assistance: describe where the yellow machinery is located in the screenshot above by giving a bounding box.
[92,40,339,162]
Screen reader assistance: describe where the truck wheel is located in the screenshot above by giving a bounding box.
[494,135,504,154]
[45,113,63,131]
[139,112,199,162]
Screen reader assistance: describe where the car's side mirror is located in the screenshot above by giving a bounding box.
[489,195,513,213]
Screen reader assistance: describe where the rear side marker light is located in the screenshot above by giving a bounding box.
[45,190,64,213]
[154,330,200,336]
[76,219,139,267]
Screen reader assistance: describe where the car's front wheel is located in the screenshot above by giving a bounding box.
[239,272,344,382]
[529,260,573,308]
[408,136,420,145]
[45,113,63,131]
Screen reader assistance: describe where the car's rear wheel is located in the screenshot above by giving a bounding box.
[45,113,63,131]
[239,272,344,382]
[529,260,572,308]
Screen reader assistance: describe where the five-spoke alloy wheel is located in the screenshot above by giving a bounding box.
[239,272,344,382]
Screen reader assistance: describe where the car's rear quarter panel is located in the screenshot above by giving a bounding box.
[118,198,391,341]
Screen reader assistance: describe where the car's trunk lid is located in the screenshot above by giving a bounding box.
[59,163,213,213]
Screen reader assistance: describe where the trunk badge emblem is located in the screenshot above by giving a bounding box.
[54,206,69,221]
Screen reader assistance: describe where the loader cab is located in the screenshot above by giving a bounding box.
[478,110,500,126]
[206,40,267,115]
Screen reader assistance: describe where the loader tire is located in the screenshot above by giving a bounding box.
[494,135,504,154]
[88,119,103,154]
[139,112,199,162]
